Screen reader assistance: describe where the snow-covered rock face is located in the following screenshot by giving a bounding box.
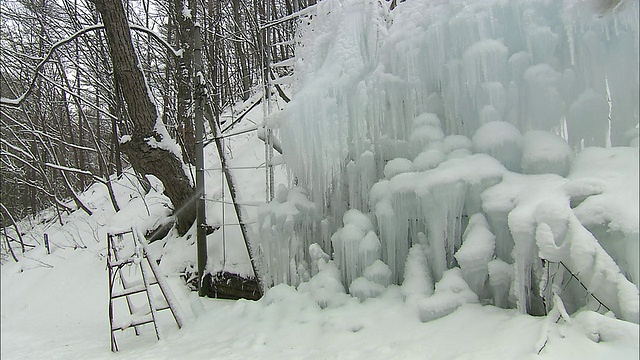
[270,0,638,322]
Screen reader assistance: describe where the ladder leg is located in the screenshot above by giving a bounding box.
[112,234,141,336]
[107,235,119,352]
[137,230,185,329]
[137,240,161,341]
[146,255,182,329]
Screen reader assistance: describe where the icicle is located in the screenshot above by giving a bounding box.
[359,231,381,270]
[271,0,639,319]
[257,186,321,287]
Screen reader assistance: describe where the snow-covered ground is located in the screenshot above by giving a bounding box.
[2,238,638,360]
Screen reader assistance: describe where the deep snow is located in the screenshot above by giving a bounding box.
[2,243,638,359]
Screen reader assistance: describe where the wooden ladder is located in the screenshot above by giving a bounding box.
[107,229,184,352]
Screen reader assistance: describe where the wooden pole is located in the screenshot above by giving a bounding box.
[194,25,207,297]
[44,233,50,254]
[264,0,274,202]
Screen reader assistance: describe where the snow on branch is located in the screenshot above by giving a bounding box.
[0,138,35,161]
[129,25,184,58]
[260,2,318,29]
[1,112,98,153]
[35,70,118,121]
[44,162,106,184]
[0,24,104,108]
[1,151,40,174]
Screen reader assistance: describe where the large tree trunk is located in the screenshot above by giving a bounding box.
[94,0,195,235]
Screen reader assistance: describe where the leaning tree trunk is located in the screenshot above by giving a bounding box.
[94,0,195,235]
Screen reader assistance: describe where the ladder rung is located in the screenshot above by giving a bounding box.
[112,314,155,331]
[111,282,157,299]
[108,229,134,237]
[108,257,135,268]
[272,58,295,68]
[271,75,294,85]
[112,284,147,298]
[155,305,170,312]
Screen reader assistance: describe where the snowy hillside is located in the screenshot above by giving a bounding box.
[2,0,639,359]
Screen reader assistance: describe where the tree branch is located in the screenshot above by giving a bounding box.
[1,23,183,108]
[0,24,104,108]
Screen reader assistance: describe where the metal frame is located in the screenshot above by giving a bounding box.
[107,229,184,352]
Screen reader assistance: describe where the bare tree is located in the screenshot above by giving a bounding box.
[92,0,195,235]
[0,0,303,233]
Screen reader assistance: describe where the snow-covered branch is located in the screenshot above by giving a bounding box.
[44,162,103,182]
[0,111,98,153]
[1,23,182,108]
[129,25,184,58]
[0,24,104,108]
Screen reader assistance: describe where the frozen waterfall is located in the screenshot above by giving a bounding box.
[258,0,639,323]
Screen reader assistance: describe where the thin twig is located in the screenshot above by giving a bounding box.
[558,261,611,313]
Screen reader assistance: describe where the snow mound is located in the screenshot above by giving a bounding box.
[472,121,522,172]
[521,131,573,177]
[415,268,479,322]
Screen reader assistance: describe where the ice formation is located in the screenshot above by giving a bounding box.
[567,147,639,288]
[264,0,639,322]
[348,276,385,302]
[401,244,434,301]
[521,130,573,177]
[331,209,380,286]
[454,214,496,298]
[472,121,522,172]
[298,253,348,308]
[487,258,515,309]
[257,186,321,287]
[415,268,479,322]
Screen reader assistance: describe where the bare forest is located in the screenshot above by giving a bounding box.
[0,0,310,237]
